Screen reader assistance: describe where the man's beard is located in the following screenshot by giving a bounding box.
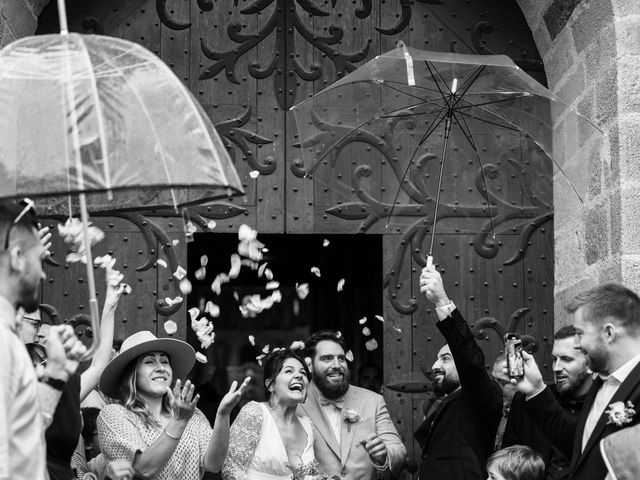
[432,374,459,396]
[555,369,590,396]
[583,343,608,375]
[314,367,350,399]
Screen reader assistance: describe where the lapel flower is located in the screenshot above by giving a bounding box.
[605,401,636,427]
[343,409,360,424]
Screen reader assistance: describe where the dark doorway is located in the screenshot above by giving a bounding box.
[186,233,383,391]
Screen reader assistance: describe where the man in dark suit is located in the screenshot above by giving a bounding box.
[414,264,502,480]
[513,283,640,480]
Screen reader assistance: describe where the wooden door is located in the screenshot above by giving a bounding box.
[37,1,552,476]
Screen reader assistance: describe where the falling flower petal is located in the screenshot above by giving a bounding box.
[172,239,180,246]
[195,266,207,281]
[337,278,345,292]
[205,301,220,317]
[262,248,269,253]
[266,281,280,290]
[365,339,379,351]
[296,283,310,300]
[249,170,260,179]
[359,317,367,325]
[195,352,208,363]
[199,331,215,349]
[164,296,184,307]
[392,325,402,333]
[256,353,265,366]
[362,326,371,337]
[262,345,270,354]
[207,220,217,230]
[188,308,200,322]
[258,263,268,278]
[211,273,230,295]
[336,331,342,338]
[164,319,177,335]
[345,350,354,362]
[179,278,192,295]
[157,259,167,268]
[323,239,330,247]
[58,218,105,264]
[264,268,273,281]
[310,266,321,277]
[173,266,187,280]
[237,224,264,261]
[374,315,384,323]
[200,255,208,266]
[241,259,259,270]
[229,254,242,279]
[290,340,305,350]
[191,317,209,332]
[233,291,239,301]
[94,254,116,270]
[248,335,255,346]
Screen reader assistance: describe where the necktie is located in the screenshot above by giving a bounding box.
[319,395,345,409]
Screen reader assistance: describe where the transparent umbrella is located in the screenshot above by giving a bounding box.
[0,1,243,357]
[291,43,604,267]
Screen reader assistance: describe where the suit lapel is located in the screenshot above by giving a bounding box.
[576,363,640,470]
[430,389,459,429]
[301,382,341,458]
[340,388,358,466]
[571,377,602,462]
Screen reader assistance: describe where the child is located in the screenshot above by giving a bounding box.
[487,445,545,480]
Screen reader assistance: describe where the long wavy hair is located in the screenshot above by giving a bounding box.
[117,354,173,429]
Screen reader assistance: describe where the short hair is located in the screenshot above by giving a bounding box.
[263,349,310,400]
[487,445,545,480]
[305,329,347,360]
[554,325,577,340]
[565,283,640,331]
[0,201,39,250]
[25,342,47,366]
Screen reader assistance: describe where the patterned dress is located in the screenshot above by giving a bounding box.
[222,401,318,480]
[97,404,213,480]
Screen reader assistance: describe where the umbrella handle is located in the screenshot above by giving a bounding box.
[426,255,433,269]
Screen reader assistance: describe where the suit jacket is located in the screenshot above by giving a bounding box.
[414,309,503,480]
[600,422,640,480]
[525,361,640,480]
[298,382,406,480]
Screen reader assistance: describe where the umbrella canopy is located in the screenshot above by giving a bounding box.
[291,45,603,261]
[0,33,243,210]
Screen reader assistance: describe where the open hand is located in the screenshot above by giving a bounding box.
[217,376,251,416]
[419,265,450,307]
[502,351,545,396]
[362,433,388,465]
[166,379,199,422]
[104,267,125,309]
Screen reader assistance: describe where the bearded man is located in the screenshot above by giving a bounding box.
[299,330,406,480]
[414,264,502,480]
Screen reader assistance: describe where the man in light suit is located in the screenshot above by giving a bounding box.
[299,330,406,480]
[514,283,640,480]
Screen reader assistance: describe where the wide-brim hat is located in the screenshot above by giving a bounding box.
[100,330,195,398]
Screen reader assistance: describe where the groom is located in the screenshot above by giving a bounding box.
[299,330,406,479]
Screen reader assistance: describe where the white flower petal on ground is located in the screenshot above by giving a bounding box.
[157,259,168,268]
[310,266,321,277]
[249,170,260,179]
[365,339,379,351]
[188,307,200,322]
[345,350,354,362]
[337,278,345,292]
[359,317,367,325]
[290,340,305,350]
[195,266,207,281]
[207,220,217,230]
[248,335,256,346]
[266,281,280,290]
[195,352,208,363]
[173,266,187,280]
[179,278,192,295]
[163,320,177,335]
[205,301,220,317]
[229,254,242,279]
[323,239,330,247]
[362,326,371,336]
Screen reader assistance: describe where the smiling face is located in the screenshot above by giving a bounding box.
[135,352,173,398]
[572,307,610,374]
[311,339,350,399]
[431,345,460,396]
[267,357,309,405]
[552,337,591,396]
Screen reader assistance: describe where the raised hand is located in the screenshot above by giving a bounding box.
[104,266,125,309]
[419,265,450,307]
[362,433,388,465]
[166,379,199,422]
[503,351,545,396]
[217,376,251,416]
[38,226,52,257]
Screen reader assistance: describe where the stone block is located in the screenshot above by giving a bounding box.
[554,277,597,326]
[606,124,620,190]
[613,0,640,16]
[620,183,640,254]
[0,0,36,38]
[584,24,617,78]
[543,0,583,41]
[597,254,622,283]
[0,20,15,48]
[543,30,577,88]
[618,114,640,181]
[594,65,618,126]
[554,220,586,284]
[610,189,621,254]
[616,17,640,57]
[621,255,640,292]
[553,63,585,105]
[584,205,608,265]
[571,0,614,54]
[617,55,640,114]
[587,149,602,197]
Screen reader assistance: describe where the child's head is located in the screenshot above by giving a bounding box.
[486,445,545,480]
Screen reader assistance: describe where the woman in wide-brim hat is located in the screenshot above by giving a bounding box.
[97,330,249,480]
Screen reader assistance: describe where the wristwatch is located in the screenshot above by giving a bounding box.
[41,376,66,391]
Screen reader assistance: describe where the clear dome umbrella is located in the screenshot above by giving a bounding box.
[0,0,243,358]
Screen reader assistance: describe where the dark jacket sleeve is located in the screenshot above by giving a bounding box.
[522,386,577,458]
[437,309,502,415]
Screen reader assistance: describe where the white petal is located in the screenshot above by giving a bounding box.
[188,307,200,322]
[345,350,354,362]
[290,340,305,350]
[362,326,371,337]
[172,239,180,246]
[173,266,187,280]
[296,283,310,300]
[195,352,208,363]
[258,262,268,278]
[266,281,280,290]
[374,314,384,323]
[229,254,242,279]
[365,339,379,351]
[249,170,260,179]
[163,320,177,335]
[157,259,168,268]
[200,255,208,266]
[207,220,217,230]
[337,278,345,292]
[310,266,321,277]
[359,317,367,325]
[262,344,270,354]
[179,278,192,295]
[205,301,220,317]
[195,266,207,280]
[248,335,256,346]
[264,268,273,281]
[323,239,330,247]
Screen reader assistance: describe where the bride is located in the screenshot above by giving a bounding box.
[222,349,318,480]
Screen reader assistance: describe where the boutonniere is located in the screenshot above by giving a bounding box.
[343,409,360,432]
[605,401,637,427]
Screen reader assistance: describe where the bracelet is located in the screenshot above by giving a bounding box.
[163,428,181,440]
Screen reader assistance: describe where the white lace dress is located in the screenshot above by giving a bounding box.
[222,401,318,480]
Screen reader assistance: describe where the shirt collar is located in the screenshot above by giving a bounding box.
[0,294,18,333]
[601,352,640,384]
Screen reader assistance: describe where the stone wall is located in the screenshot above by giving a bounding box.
[517,0,640,325]
[0,0,49,46]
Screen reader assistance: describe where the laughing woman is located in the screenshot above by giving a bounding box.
[97,331,249,480]
[222,349,317,480]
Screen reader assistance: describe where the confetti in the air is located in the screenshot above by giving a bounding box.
[163,319,177,335]
[164,296,184,306]
[211,273,230,295]
[310,266,321,277]
[179,278,192,295]
[365,338,379,351]
[249,170,260,179]
[229,254,242,279]
[264,268,274,281]
[195,352,208,363]
[241,259,259,270]
[262,344,270,354]
[173,266,187,281]
[188,307,200,322]
[207,220,217,230]
[359,317,367,325]
[233,291,239,301]
[362,326,371,337]
[205,301,220,317]
[296,283,309,300]
[345,350,354,362]
[374,314,384,323]
[337,278,345,292]
[256,353,265,366]
[248,335,256,346]
[58,218,105,264]
[238,224,264,261]
[258,263,268,278]
[266,281,280,290]
[172,239,180,246]
[200,255,208,266]
[195,267,207,281]
[323,239,330,247]
[94,254,116,270]
[336,331,342,338]
[290,340,305,350]
[157,259,168,268]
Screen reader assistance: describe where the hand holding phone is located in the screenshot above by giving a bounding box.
[505,333,524,379]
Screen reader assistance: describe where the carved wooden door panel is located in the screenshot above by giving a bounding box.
[36,1,552,476]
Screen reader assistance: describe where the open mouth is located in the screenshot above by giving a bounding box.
[289,382,304,392]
